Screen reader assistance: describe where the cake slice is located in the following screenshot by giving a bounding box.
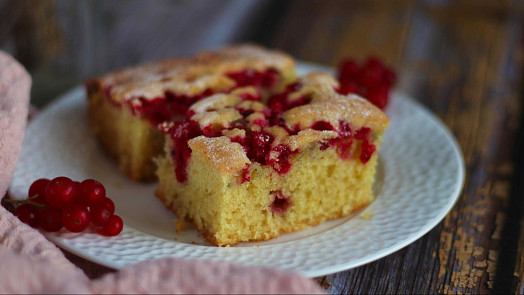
[85,45,296,181]
[155,72,389,246]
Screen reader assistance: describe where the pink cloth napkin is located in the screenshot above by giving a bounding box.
[0,51,323,294]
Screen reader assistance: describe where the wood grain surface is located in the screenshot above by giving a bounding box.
[268,0,524,293]
[3,0,524,293]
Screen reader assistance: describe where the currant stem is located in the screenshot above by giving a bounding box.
[3,195,47,208]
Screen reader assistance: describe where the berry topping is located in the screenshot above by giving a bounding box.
[247,131,274,165]
[163,120,203,183]
[131,89,215,126]
[267,83,307,115]
[338,121,353,138]
[360,140,376,164]
[268,144,297,174]
[313,121,375,163]
[334,139,354,160]
[45,177,77,209]
[354,127,371,140]
[226,68,279,88]
[160,62,387,183]
[241,164,251,184]
[269,191,292,216]
[310,121,335,131]
[129,69,280,126]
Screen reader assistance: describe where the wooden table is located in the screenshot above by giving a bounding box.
[6,0,524,293]
[264,1,523,293]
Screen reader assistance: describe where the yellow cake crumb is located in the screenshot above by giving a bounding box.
[362,211,374,220]
[174,219,188,232]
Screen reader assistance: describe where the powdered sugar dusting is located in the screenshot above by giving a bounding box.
[192,109,242,129]
[95,45,295,103]
[283,89,388,132]
[188,136,250,175]
[282,129,338,151]
[189,94,240,113]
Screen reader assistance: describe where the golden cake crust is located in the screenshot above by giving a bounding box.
[178,72,389,171]
[283,92,389,132]
[85,44,297,181]
[155,59,390,246]
[283,72,389,132]
[188,136,250,176]
[91,44,296,104]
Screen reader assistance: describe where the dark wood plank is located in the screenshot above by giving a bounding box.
[269,0,523,293]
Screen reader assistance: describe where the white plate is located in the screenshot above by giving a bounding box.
[10,63,465,277]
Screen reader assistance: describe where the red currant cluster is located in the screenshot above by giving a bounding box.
[337,57,396,110]
[8,177,123,236]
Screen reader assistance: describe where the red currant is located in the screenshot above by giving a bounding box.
[97,215,123,236]
[77,179,106,206]
[338,59,360,82]
[90,204,113,226]
[39,207,63,232]
[367,84,389,110]
[14,204,39,228]
[383,68,397,87]
[96,197,115,214]
[360,140,376,164]
[62,204,90,232]
[45,177,77,208]
[336,56,395,109]
[28,178,50,205]
[358,60,384,88]
[337,80,360,95]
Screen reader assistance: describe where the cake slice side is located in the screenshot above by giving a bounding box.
[87,84,164,181]
[155,72,389,246]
